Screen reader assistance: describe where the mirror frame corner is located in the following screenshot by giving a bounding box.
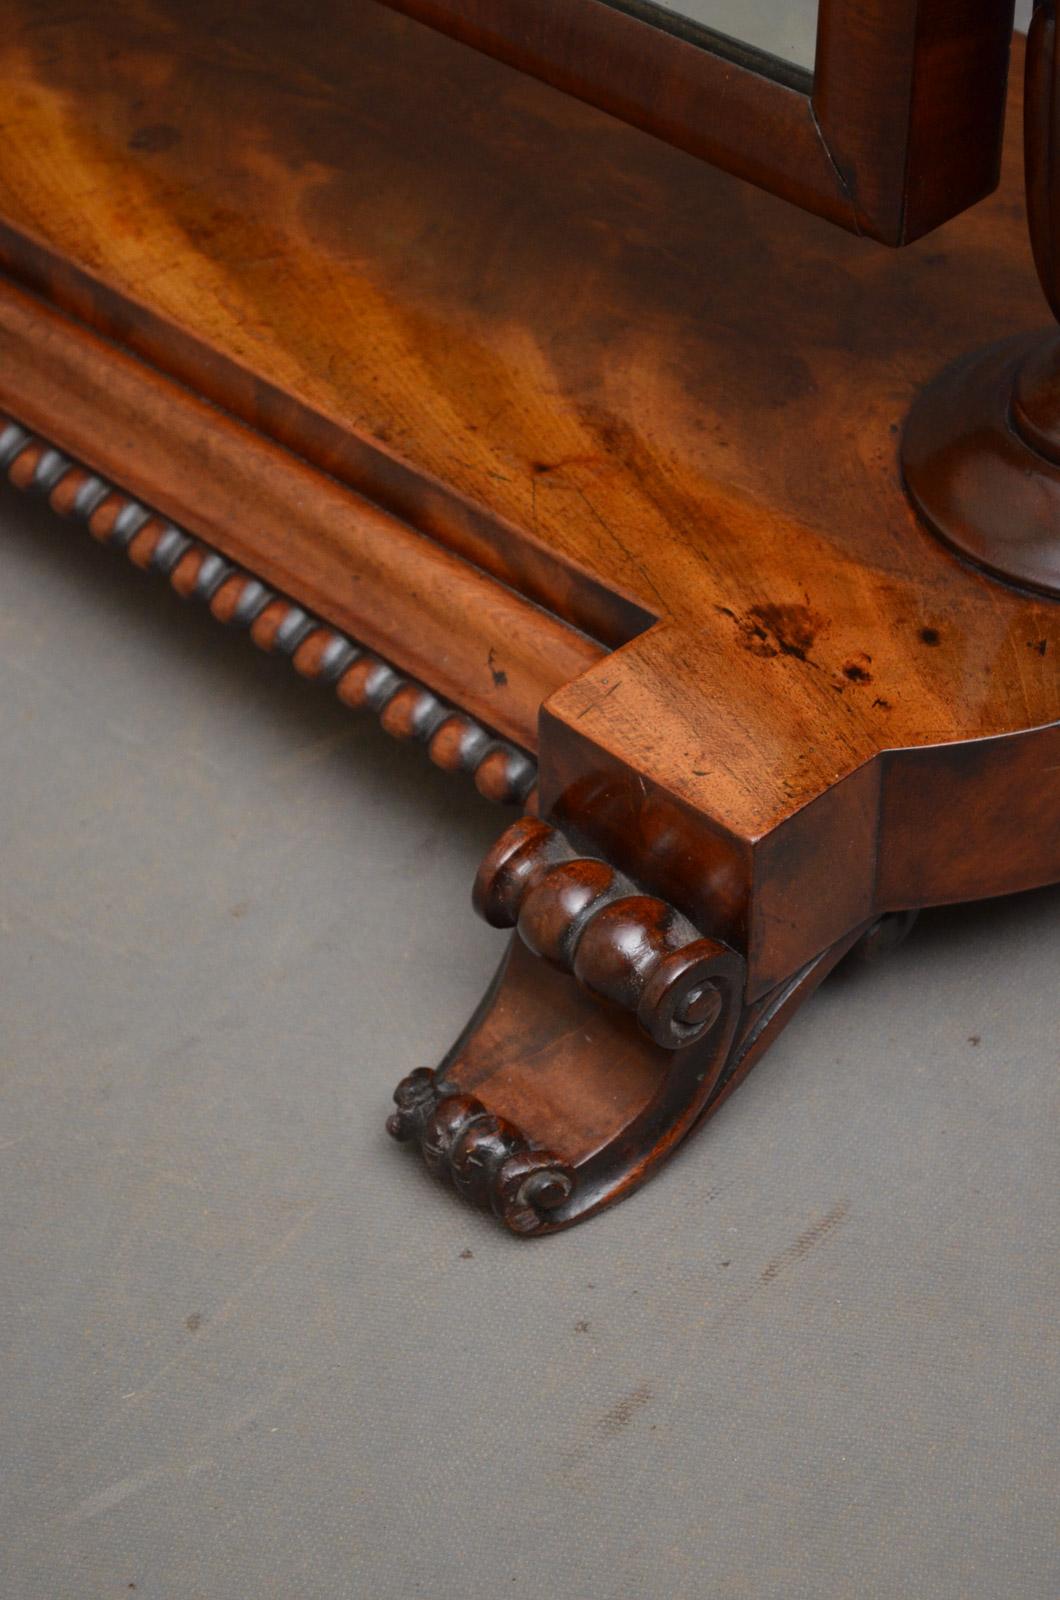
[375,0,1018,245]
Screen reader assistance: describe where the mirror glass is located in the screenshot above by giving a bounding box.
[613,2,1035,84]
[612,0,819,76]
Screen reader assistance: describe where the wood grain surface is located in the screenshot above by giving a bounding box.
[0,1,1055,1000]
[378,0,1015,244]
[0,277,600,749]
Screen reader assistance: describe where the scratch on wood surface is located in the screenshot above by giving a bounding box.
[576,680,620,719]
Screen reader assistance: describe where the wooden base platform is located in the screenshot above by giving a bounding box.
[0,3,1056,1231]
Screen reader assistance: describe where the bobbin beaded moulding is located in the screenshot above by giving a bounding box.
[0,0,1056,1233]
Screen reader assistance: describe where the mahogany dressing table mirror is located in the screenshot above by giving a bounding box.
[0,0,1055,1234]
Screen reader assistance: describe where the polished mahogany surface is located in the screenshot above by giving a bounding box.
[0,2,1056,996]
[0,0,1056,1232]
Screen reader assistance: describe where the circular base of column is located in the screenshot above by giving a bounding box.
[902,331,1060,600]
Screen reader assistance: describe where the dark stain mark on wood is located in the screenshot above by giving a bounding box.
[531,455,601,475]
[843,659,872,683]
[968,1035,981,1046]
[1030,638,1049,656]
[748,603,822,662]
[185,1311,203,1332]
[920,626,942,646]
[575,1319,590,1333]
[128,123,180,153]
[716,602,824,665]
[487,647,508,688]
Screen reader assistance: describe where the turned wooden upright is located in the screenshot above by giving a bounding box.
[904,0,1060,597]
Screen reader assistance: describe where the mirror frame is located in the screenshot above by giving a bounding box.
[375,0,1016,245]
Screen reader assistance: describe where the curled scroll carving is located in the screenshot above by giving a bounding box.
[473,816,739,1050]
[387,1067,575,1235]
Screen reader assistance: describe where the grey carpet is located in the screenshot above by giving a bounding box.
[1,473,1057,1599]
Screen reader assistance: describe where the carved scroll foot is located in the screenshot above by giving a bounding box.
[386,816,895,1234]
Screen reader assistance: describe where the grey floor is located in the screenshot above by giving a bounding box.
[0,479,1057,1600]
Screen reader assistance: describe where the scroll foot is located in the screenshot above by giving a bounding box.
[386,816,904,1235]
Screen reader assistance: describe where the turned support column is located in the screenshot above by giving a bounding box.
[903,0,1060,599]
